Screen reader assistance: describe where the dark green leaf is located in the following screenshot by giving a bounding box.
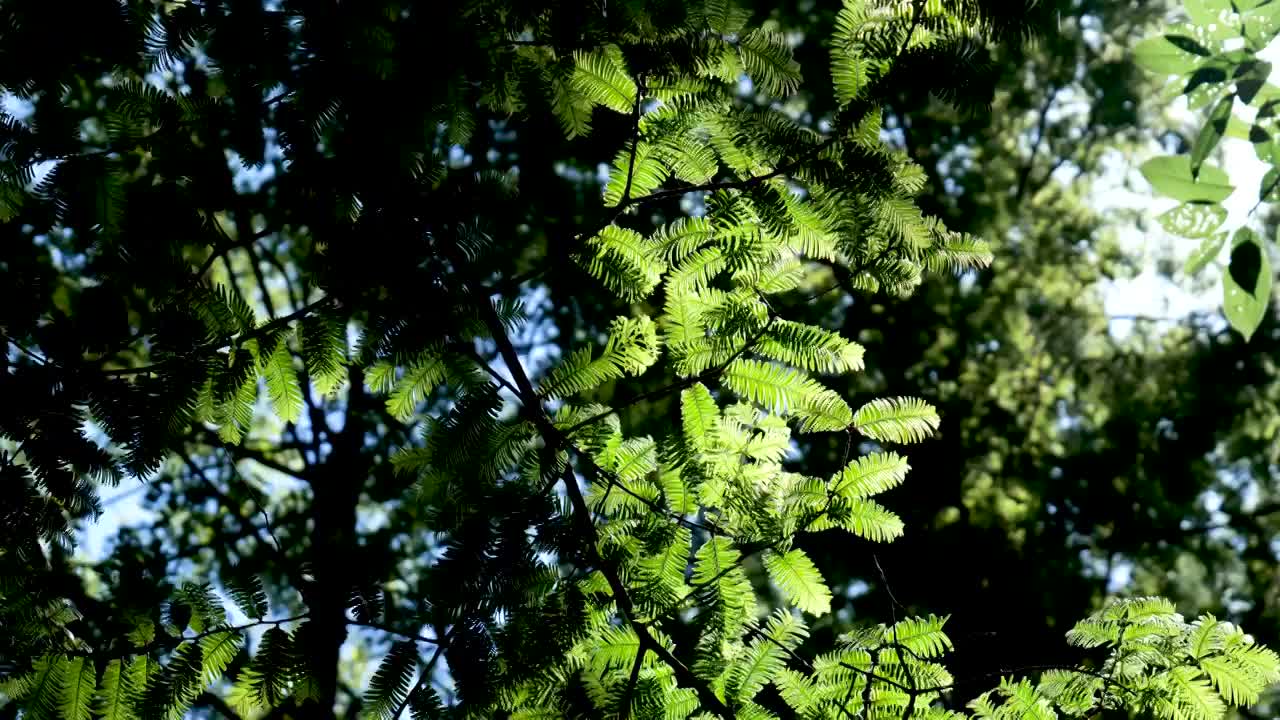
[1237,61,1272,104]
[1184,66,1228,96]
[1224,228,1273,340]
[1262,168,1280,202]
[1191,94,1234,177]
[1133,35,1209,74]
[1166,34,1215,56]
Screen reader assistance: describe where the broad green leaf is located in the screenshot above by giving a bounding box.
[1225,114,1253,139]
[1185,68,1230,110]
[1140,156,1235,203]
[1159,202,1227,239]
[1186,0,1244,39]
[1133,34,1209,74]
[1185,233,1228,275]
[1191,94,1234,177]
[1223,228,1272,341]
[1238,61,1273,105]
[1244,1,1280,49]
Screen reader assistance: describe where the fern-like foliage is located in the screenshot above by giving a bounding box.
[1,1,1276,720]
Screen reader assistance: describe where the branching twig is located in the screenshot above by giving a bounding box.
[349,620,443,646]
[619,643,648,720]
[72,614,308,660]
[392,627,452,719]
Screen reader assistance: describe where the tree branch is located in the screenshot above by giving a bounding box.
[99,296,335,377]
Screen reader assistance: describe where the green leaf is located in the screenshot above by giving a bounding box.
[364,642,418,720]
[575,226,666,301]
[737,29,802,95]
[764,548,832,615]
[681,382,720,452]
[547,65,593,139]
[1237,61,1272,105]
[1165,665,1227,720]
[853,397,940,444]
[1159,202,1228,239]
[722,358,852,432]
[572,45,637,114]
[755,320,865,375]
[59,657,96,720]
[1200,655,1262,705]
[1244,1,1280,49]
[300,314,347,396]
[1133,34,1209,74]
[703,0,751,34]
[128,616,156,647]
[1185,233,1228,275]
[884,615,953,658]
[831,451,910,499]
[1140,156,1235,203]
[249,627,295,707]
[1223,228,1272,341]
[1191,94,1234,178]
[200,631,242,686]
[841,498,905,542]
[1261,167,1280,202]
[93,659,137,720]
[388,351,445,421]
[227,575,269,619]
[1190,615,1226,658]
[590,625,644,672]
[1157,199,1223,237]
[264,338,303,424]
[1186,0,1243,40]
[539,316,661,398]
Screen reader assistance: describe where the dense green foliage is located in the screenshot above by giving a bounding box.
[4,1,1280,719]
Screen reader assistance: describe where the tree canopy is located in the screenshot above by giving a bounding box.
[4,1,1280,720]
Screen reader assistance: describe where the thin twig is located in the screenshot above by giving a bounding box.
[618,643,648,720]
[392,627,452,719]
[349,620,442,646]
[72,614,308,660]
